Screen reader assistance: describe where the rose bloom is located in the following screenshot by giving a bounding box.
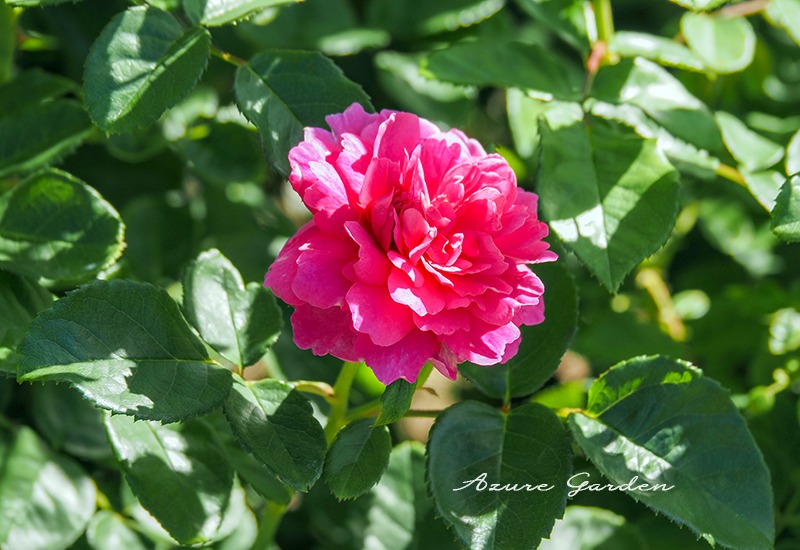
[265,103,556,385]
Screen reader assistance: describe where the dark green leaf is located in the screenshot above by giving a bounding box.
[183,249,282,368]
[539,506,647,550]
[5,0,84,6]
[427,401,571,549]
[514,0,589,53]
[611,31,704,72]
[0,426,96,550]
[234,49,372,175]
[366,0,505,39]
[459,262,577,399]
[0,100,92,179]
[84,6,211,133]
[591,58,723,154]
[18,280,233,422]
[538,116,680,292]
[31,383,113,461]
[184,0,301,26]
[0,270,53,376]
[772,175,800,242]
[86,511,148,550]
[0,69,79,118]
[766,0,800,46]
[715,111,784,172]
[681,13,755,74]
[376,379,416,426]
[174,121,266,186]
[422,41,582,101]
[104,414,234,546]
[324,419,391,500]
[0,170,124,282]
[223,376,326,491]
[568,356,775,550]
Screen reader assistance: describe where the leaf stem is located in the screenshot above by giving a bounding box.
[0,5,18,84]
[716,162,747,187]
[718,0,770,17]
[292,380,337,404]
[555,407,583,419]
[591,0,617,63]
[636,266,687,342]
[403,408,443,418]
[323,361,360,443]
[211,46,246,67]
[251,501,287,550]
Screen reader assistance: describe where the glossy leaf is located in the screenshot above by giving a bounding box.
[86,511,148,550]
[681,13,755,74]
[0,170,124,282]
[324,419,391,500]
[772,175,800,242]
[611,31,704,72]
[0,270,52,376]
[459,262,577,399]
[183,249,282,368]
[84,6,211,133]
[715,111,784,172]
[184,0,300,26]
[223,377,327,492]
[0,426,96,550]
[741,168,784,212]
[234,49,372,175]
[538,116,680,292]
[569,356,775,550]
[668,0,727,10]
[105,414,233,545]
[766,0,800,46]
[539,506,647,550]
[366,0,505,39]
[787,128,800,176]
[591,58,723,154]
[0,100,92,179]
[18,280,233,422]
[514,0,589,53]
[422,41,582,101]
[427,401,571,549]
[376,378,416,426]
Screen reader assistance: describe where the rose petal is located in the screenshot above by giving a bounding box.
[346,283,415,346]
[354,330,438,384]
[291,304,359,362]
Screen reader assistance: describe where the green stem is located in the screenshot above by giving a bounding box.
[251,501,287,550]
[0,6,18,83]
[345,398,381,421]
[403,409,443,418]
[323,361,360,443]
[211,46,246,67]
[292,380,336,404]
[716,162,747,187]
[592,0,615,48]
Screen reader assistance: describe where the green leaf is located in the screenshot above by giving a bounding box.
[459,262,577,399]
[787,128,800,176]
[591,58,723,155]
[538,506,647,550]
[366,0,505,39]
[668,0,727,10]
[4,0,84,6]
[86,511,148,550]
[324,419,391,500]
[356,441,458,549]
[31,383,113,461]
[376,379,416,426]
[681,13,755,74]
[611,31,704,72]
[0,170,124,282]
[183,249,282,368]
[223,377,327,492]
[173,121,266,186]
[568,356,775,550]
[0,426,96,550]
[84,6,211,133]
[234,49,372,175]
[184,0,300,26]
[0,100,92,179]
[741,168,784,212]
[104,414,234,546]
[766,0,800,46]
[771,175,800,242]
[0,270,52,376]
[715,111,784,172]
[538,116,680,292]
[768,308,800,355]
[0,69,79,118]
[18,280,233,422]
[427,401,571,549]
[514,0,589,54]
[422,41,582,101]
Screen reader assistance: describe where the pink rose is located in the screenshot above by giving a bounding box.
[265,103,556,384]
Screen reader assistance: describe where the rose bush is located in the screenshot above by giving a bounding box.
[266,104,555,383]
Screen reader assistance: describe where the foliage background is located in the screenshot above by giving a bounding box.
[1,0,799,549]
